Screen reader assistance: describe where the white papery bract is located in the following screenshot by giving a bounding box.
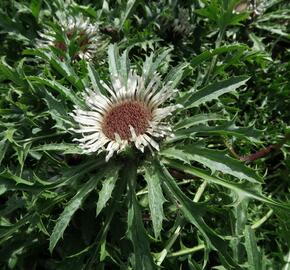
[70,71,181,161]
[37,13,101,60]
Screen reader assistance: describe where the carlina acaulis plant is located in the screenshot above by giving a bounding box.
[70,48,182,161]
[37,12,103,60]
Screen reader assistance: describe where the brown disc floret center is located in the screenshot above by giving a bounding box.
[102,101,152,140]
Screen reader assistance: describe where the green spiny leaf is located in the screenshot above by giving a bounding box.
[174,113,226,130]
[30,0,42,19]
[142,48,172,84]
[119,48,130,84]
[127,160,156,270]
[28,76,83,107]
[108,44,120,79]
[144,164,166,239]
[49,56,84,91]
[118,0,137,29]
[49,173,103,252]
[245,226,262,270]
[161,144,262,183]
[31,143,83,154]
[164,62,188,88]
[0,138,9,166]
[96,164,121,216]
[170,122,262,143]
[0,57,25,87]
[86,62,107,95]
[191,44,248,69]
[154,159,243,270]
[163,158,290,211]
[42,88,73,130]
[181,76,249,109]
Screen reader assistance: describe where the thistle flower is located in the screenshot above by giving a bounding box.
[38,13,101,60]
[70,71,181,161]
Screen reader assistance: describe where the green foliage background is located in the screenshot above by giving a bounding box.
[0,0,289,269]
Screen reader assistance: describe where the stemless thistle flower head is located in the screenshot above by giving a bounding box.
[70,48,181,161]
[38,13,102,60]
